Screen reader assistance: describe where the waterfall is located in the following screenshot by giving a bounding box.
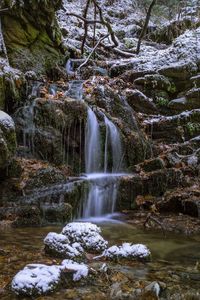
[81,107,124,220]
[104,115,123,172]
[85,107,101,173]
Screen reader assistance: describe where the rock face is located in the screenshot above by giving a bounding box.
[1,0,65,74]
[0,110,16,173]
[14,98,87,171]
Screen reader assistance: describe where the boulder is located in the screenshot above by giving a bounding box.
[44,232,84,259]
[11,264,62,296]
[0,111,16,172]
[100,243,151,261]
[62,222,108,252]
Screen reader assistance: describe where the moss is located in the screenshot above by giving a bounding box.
[185,122,200,137]
[1,0,65,75]
[155,96,169,108]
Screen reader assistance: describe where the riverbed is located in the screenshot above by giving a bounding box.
[0,221,200,299]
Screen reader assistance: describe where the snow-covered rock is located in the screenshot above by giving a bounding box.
[100,243,151,260]
[62,222,108,252]
[11,264,61,296]
[0,110,16,170]
[61,259,89,281]
[44,232,84,259]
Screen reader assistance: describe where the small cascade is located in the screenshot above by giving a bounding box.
[104,115,123,172]
[85,107,101,173]
[65,80,84,100]
[81,108,125,220]
[81,174,119,219]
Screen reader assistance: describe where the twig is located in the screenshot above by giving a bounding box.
[143,212,166,237]
[77,33,109,72]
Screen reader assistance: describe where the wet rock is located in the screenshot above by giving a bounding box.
[14,98,87,171]
[126,89,158,114]
[0,111,16,173]
[44,232,84,259]
[100,243,151,261]
[62,222,108,252]
[11,263,62,296]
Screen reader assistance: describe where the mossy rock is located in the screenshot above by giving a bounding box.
[1,0,64,75]
[0,111,17,172]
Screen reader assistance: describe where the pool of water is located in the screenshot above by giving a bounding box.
[0,222,200,299]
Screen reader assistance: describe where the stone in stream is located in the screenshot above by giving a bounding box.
[11,260,89,296]
[62,222,108,252]
[11,264,62,296]
[44,232,84,259]
[99,243,151,261]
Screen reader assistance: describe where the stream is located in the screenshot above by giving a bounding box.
[0,222,200,299]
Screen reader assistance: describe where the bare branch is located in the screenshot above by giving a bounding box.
[77,33,109,72]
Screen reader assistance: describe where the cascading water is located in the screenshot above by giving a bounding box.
[104,115,123,173]
[85,107,101,174]
[80,106,124,220]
